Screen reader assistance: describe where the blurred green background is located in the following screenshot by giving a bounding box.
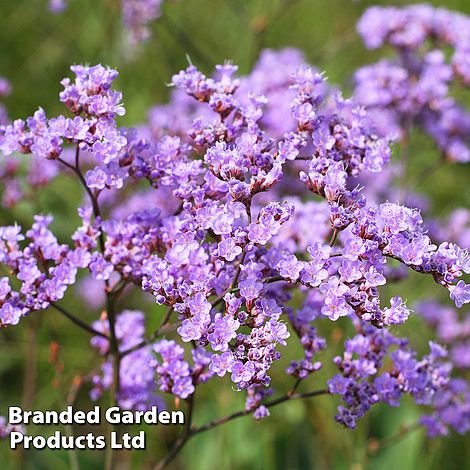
[1,0,470,469]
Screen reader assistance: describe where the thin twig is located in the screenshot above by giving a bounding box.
[104,296,120,470]
[119,312,180,358]
[108,278,128,299]
[287,377,303,397]
[51,303,108,338]
[192,388,329,436]
[58,155,100,223]
[329,228,338,247]
[368,422,421,455]
[154,394,196,470]
[71,146,119,395]
[64,376,83,470]
[160,305,174,328]
[61,145,121,469]
[153,388,328,469]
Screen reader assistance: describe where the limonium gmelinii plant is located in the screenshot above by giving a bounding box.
[1,3,470,468]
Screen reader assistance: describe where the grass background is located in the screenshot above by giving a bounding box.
[0,0,470,468]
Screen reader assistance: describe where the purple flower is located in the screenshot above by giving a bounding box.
[171,376,194,399]
[17,259,41,284]
[266,319,290,345]
[239,278,263,301]
[248,222,272,245]
[382,297,410,326]
[0,278,11,300]
[253,405,270,420]
[321,296,353,321]
[449,281,470,308]
[0,303,23,325]
[89,254,114,281]
[231,361,256,384]
[277,255,302,281]
[364,267,386,287]
[2,49,470,436]
[208,314,240,352]
[218,238,242,261]
[338,259,363,283]
[177,319,204,342]
[210,352,235,377]
[374,373,401,407]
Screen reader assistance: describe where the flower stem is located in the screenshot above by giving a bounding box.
[153,389,328,470]
[51,303,108,338]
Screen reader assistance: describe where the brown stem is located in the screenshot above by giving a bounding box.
[64,376,83,470]
[69,145,119,398]
[104,286,120,470]
[329,228,338,247]
[58,152,99,215]
[106,293,120,397]
[58,147,105,251]
[153,389,328,470]
[154,394,196,470]
[108,278,128,300]
[62,145,121,468]
[160,305,174,328]
[287,377,303,397]
[51,303,108,338]
[368,422,421,455]
[193,388,329,436]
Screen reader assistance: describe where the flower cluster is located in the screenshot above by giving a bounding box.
[48,0,164,43]
[154,339,213,399]
[1,65,125,168]
[329,327,451,429]
[1,32,470,440]
[122,0,163,43]
[0,77,60,207]
[355,4,470,163]
[417,301,470,369]
[412,300,470,436]
[420,378,470,437]
[91,310,160,410]
[0,215,89,326]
